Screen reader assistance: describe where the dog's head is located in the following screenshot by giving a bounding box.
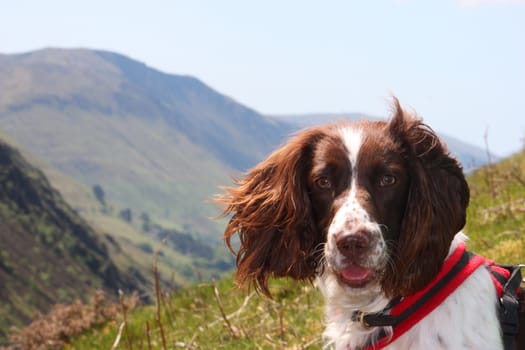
[217,99,469,298]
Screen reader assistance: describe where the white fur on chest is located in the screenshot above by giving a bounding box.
[317,235,503,350]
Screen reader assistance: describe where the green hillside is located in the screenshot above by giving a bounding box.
[5,112,236,284]
[6,149,520,350]
[0,139,141,339]
[0,103,230,237]
[0,136,236,344]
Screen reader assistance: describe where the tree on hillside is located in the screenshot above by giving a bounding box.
[140,212,151,232]
[92,184,106,207]
[119,208,133,223]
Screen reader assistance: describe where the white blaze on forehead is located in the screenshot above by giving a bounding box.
[338,126,363,170]
[338,125,363,197]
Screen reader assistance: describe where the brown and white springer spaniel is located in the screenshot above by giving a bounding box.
[218,99,503,349]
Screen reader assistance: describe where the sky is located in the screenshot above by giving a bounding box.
[1,0,524,156]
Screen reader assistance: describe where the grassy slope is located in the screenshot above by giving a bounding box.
[68,150,525,349]
[71,277,325,350]
[29,138,233,287]
[47,160,233,288]
[0,105,231,237]
[463,150,525,263]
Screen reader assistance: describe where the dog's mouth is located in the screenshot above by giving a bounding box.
[337,264,377,288]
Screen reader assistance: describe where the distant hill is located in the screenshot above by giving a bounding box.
[0,139,142,339]
[271,113,489,172]
[0,48,293,238]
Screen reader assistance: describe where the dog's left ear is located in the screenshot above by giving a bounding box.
[216,128,326,297]
[383,99,470,297]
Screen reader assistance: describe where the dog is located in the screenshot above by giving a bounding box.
[217,99,512,349]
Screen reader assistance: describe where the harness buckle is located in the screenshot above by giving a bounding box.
[354,311,371,329]
[359,311,371,329]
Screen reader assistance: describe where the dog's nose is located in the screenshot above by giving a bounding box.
[335,231,371,259]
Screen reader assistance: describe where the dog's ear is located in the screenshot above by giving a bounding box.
[216,129,326,296]
[382,99,470,297]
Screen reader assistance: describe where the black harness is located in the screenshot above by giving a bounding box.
[491,263,524,350]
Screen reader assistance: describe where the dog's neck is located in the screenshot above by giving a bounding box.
[317,272,391,349]
[317,233,466,349]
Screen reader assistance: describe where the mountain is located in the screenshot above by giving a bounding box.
[0,48,293,238]
[272,113,489,172]
[0,139,141,339]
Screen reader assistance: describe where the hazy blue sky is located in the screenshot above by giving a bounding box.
[1,0,524,155]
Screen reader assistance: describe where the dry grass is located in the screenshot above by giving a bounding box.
[66,254,324,350]
[1,291,139,350]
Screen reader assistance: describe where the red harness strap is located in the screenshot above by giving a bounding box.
[362,242,488,350]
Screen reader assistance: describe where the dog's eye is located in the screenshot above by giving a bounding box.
[379,174,396,187]
[315,177,332,190]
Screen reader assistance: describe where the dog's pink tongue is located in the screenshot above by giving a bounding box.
[341,265,373,283]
